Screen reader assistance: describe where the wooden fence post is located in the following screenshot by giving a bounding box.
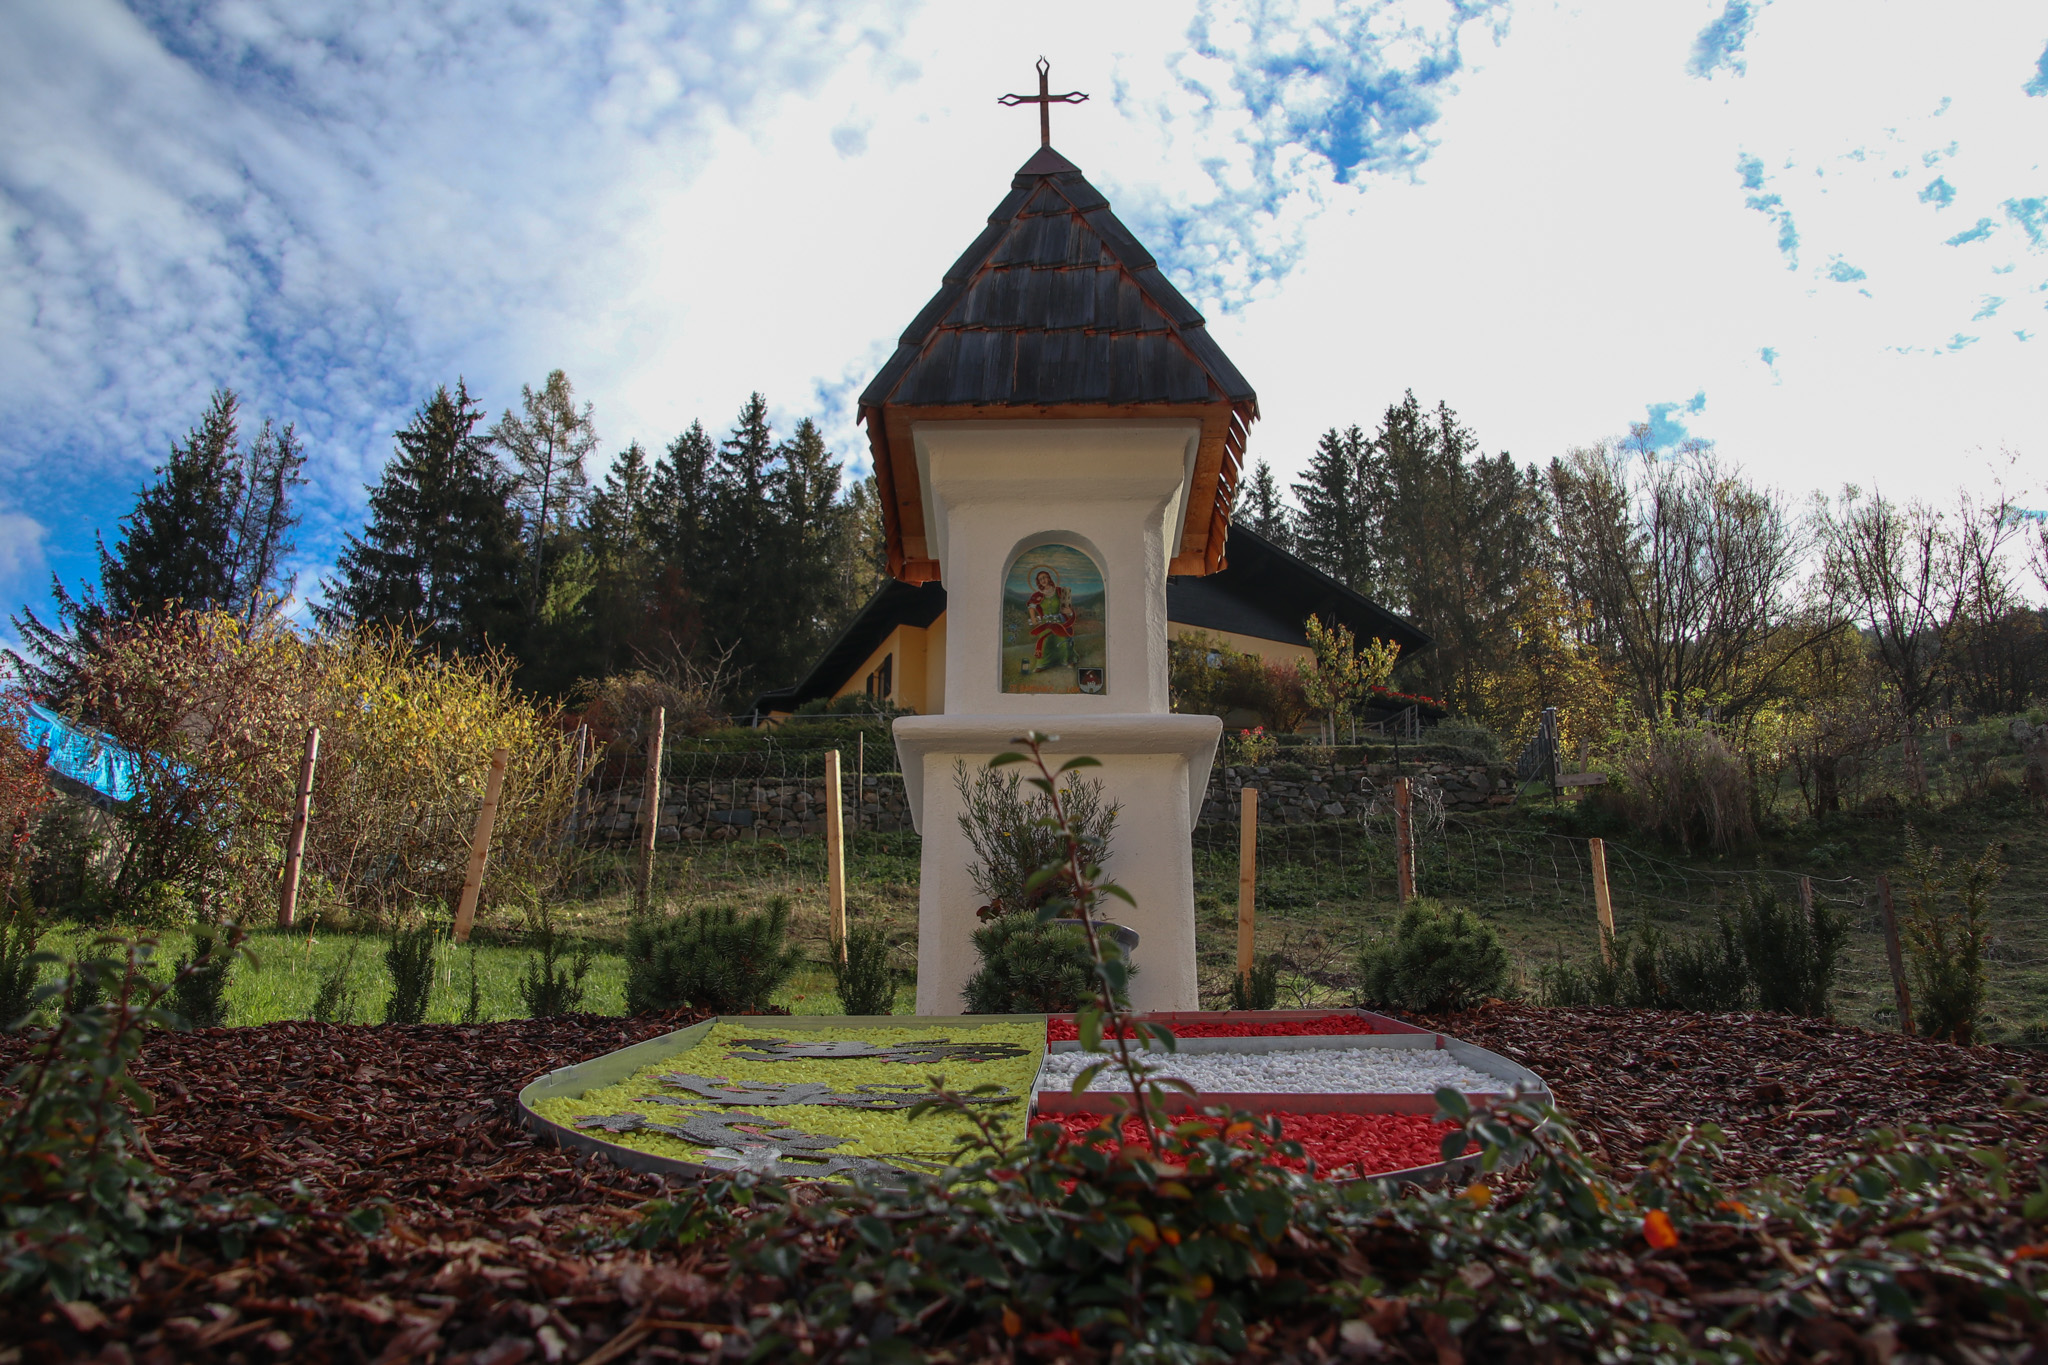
[826,748,847,961]
[557,722,590,852]
[1393,777,1415,904]
[452,746,510,943]
[856,731,865,833]
[635,707,666,914]
[1236,786,1259,990]
[277,725,320,928]
[1589,837,1615,963]
[1877,874,1914,1035]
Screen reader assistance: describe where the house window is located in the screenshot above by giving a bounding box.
[865,654,893,701]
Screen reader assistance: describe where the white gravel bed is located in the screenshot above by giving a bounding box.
[1036,1046,1503,1095]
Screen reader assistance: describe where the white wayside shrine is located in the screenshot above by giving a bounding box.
[855,142,1260,1013]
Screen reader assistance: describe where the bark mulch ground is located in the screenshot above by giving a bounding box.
[3,1006,2044,1362]
[1422,1004,2048,1185]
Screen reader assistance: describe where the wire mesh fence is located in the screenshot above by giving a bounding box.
[556,738,2042,1028]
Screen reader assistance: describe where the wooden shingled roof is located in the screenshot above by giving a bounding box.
[859,145,1258,582]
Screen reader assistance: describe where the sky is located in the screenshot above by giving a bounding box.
[2,0,2044,630]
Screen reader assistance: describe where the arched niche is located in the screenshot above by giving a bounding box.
[998,537,1107,695]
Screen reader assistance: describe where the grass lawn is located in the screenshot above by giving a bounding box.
[32,923,900,1027]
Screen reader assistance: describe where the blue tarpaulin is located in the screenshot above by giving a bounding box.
[19,703,140,804]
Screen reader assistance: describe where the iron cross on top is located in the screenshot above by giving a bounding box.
[999,57,1088,147]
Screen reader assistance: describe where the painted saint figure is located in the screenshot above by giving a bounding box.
[1020,567,1075,674]
[1001,539,1105,694]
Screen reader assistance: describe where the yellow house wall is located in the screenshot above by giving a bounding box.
[833,624,934,715]
[1169,622,1313,665]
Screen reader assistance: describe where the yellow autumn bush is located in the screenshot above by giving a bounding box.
[75,610,576,927]
[298,628,578,926]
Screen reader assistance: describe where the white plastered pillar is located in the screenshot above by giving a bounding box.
[893,421,1222,1013]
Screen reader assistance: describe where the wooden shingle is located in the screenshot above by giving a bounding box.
[860,146,1259,582]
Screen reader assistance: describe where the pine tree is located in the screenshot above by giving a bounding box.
[1292,426,1374,592]
[491,369,597,616]
[320,382,521,655]
[221,419,308,624]
[1234,459,1296,551]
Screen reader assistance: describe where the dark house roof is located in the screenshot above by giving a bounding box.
[1166,523,1432,657]
[748,580,947,718]
[859,146,1256,411]
[747,524,1431,716]
[858,146,1258,582]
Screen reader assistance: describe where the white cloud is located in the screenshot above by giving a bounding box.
[0,0,2043,634]
[0,509,48,589]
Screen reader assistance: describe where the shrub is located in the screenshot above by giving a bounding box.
[68,610,579,930]
[383,924,438,1025]
[1536,921,1747,1011]
[619,1089,2048,1362]
[954,762,1117,920]
[962,914,1131,1014]
[1736,885,1848,1017]
[1606,712,1755,853]
[1657,917,1752,1011]
[0,894,41,1028]
[0,938,182,1300]
[310,940,361,1024]
[1227,953,1282,1011]
[1896,829,2004,1044]
[1357,899,1511,1013]
[170,926,236,1029]
[63,951,117,1016]
[624,898,801,1015]
[459,942,484,1024]
[518,909,595,1018]
[832,924,896,1016]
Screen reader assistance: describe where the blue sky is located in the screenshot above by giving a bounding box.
[2,0,2044,631]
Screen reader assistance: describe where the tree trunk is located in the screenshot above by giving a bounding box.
[1902,724,1928,800]
[1814,754,1840,818]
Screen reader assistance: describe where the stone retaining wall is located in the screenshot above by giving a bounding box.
[579,757,1518,844]
[580,775,914,843]
[1200,760,1517,825]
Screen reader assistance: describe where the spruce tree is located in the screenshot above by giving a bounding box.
[1291,426,1374,592]
[702,394,783,690]
[643,422,715,580]
[1234,459,1296,551]
[639,421,718,670]
[1360,392,1542,711]
[99,389,244,619]
[320,382,521,655]
[774,417,852,667]
[9,389,305,698]
[576,441,656,676]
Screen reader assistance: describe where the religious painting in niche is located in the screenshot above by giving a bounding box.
[1001,542,1106,694]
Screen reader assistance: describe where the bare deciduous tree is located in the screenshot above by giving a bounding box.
[1548,430,1813,724]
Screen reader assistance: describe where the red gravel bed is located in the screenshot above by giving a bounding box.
[1042,1109,1468,1178]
